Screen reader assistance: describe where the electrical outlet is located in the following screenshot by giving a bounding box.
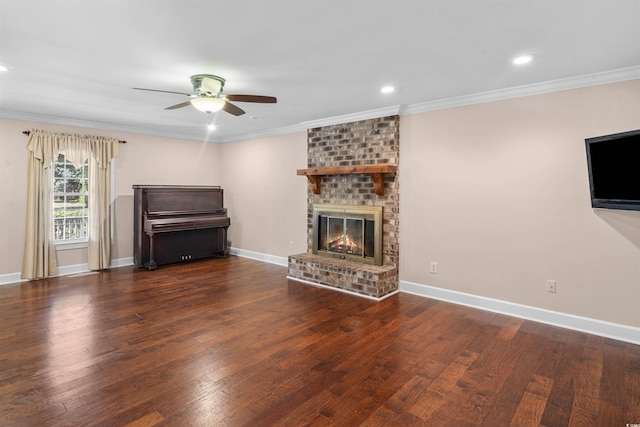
[546,280,557,293]
[289,241,294,250]
[430,262,438,274]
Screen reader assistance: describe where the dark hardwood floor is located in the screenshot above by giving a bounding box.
[0,256,638,426]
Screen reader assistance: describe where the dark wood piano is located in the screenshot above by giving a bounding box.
[133,185,230,270]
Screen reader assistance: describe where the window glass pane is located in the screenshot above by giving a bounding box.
[64,163,77,178]
[53,153,89,242]
[53,179,65,193]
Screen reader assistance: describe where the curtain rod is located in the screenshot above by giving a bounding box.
[22,130,127,144]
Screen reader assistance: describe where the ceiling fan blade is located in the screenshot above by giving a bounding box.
[164,100,193,110]
[133,87,193,97]
[224,94,277,103]
[222,101,246,116]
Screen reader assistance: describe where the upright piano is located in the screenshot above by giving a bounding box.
[133,185,230,270]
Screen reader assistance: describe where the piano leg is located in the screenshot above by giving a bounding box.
[222,227,228,258]
[147,232,158,271]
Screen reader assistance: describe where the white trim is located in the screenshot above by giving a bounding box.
[4,67,638,144]
[110,257,134,268]
[0,273,27,286]
[44,262,89,278]
[287,275,399,301]
[54,240,89,250]
[228,247,288,266]
[3,253,636,345]
[298,106,402,130]
[0,110,211,143]
[400,280,640,346]
[0,256,134,286]
[401,65,640,116]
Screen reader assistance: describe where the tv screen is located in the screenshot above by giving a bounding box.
[585,129,640,211]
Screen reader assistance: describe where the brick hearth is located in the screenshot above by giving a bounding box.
[288,253,398,299]
[288,115,400,298]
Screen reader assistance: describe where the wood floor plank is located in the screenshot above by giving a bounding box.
[568,338,604,426]
[409,350,479,421]
[122,411,165,427]
[0,256,639,426]
[497,317,525,341]
[509,374,553,426]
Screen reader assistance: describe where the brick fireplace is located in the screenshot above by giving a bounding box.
[287,115,399,299]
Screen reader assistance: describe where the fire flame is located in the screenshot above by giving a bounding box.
[327,233,362,255]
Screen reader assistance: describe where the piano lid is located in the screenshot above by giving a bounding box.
[134,185,224,215]
[132,185,221,190]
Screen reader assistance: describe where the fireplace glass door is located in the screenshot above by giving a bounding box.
[318,216,375,258]
[312,205,382,265]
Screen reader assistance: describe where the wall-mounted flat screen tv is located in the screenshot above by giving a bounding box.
[585,129,640,211]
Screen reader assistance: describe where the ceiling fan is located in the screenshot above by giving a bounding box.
[133,74,277,116]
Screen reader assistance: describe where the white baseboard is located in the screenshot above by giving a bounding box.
[400,280,640,346]
[4,254,637,346]
[0,272,27,286]
[0,250,282,285]
[110,257,134,269]
[0,256,135,286]
[228,247,288,267]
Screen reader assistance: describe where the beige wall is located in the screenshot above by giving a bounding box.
[218,132,308,257]
[1,79,638,329]
[0,118,222,274]
[400,79,640,327]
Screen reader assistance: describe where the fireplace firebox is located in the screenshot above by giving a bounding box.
[312,204,383,266]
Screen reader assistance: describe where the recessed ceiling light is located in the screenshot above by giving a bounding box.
[381,86,395,94]
[513,54,534,65]
[207,124,216,131]
[0,65,9,72]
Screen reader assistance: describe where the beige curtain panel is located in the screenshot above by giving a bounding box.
[21,129,120,280]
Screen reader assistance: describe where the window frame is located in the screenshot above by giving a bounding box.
[52,155,116,251]
[53,153,90,250]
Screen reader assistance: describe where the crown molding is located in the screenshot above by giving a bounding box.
[228,66,640,137]
[298,105,402,130]
[3,67,639,144]
[0,110,213,143]
[401,65,640,116]
[219,105,402,143]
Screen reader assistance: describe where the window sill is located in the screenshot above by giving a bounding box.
[55,240,88,251]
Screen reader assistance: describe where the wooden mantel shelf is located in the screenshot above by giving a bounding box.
[297,165,397,196]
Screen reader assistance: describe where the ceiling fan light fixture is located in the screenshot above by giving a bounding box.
[191,97,225,113]
[191,74,225,96]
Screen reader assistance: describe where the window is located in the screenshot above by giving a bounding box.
[53,153,89,243]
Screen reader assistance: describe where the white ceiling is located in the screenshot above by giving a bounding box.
[1,0,639,143]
